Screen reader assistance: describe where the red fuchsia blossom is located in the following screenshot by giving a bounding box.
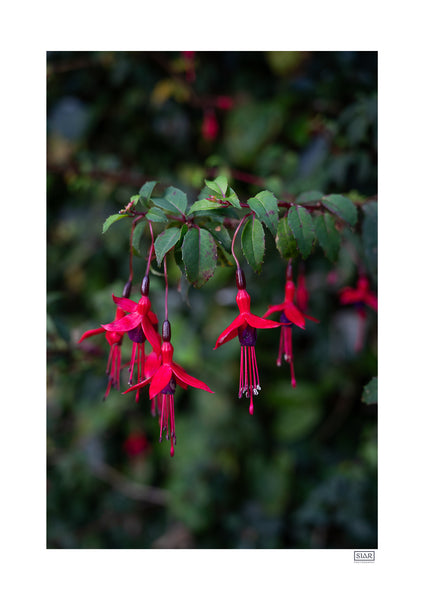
[295,268,309,313]
[123,432,149,457]
[214,268,281,415]
[339,274,377,352]
[202,109,219,141]
[102,276,162,396]
[263,264,319,388]
[78,306,126,400]
[124,320,214,457]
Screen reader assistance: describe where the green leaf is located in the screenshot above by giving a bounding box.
[139,180,157,202]
[204,176,228,197]
[145,207,168,222]
[132,220,145,254]
[314,213,340,262]
[241,217,265,273]
[225,188,241,209]
[275,217,299,259]
[153,186,187,215]
[362,376,377,405]
[182,227,217,288]
[322,194,358,226]
[362,201,377,279]
[102,213,129,234]
[202,223,232,253]
[287,205,315,258]
[247,190,279,236]
[188,198,223,214]
[296,190,323,205]
[154,227,183,266]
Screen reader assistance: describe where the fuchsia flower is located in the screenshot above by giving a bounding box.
[78,306,126,399]
[124,320,214,457]
[263,265,319,388]
[339,274,377,352]
[214,268,281,415]
[202,109,219,141]
[102,276,162,397]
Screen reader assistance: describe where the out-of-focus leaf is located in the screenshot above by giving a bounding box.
[362,201,377,279]
[296,190,323,205]
[362,377,377,405]
[314,213,340,262]
[322,194,358,226]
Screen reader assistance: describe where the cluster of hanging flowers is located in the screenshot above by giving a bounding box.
[78,209,376,457]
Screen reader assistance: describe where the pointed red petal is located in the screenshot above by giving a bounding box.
[141,315,162,352]
[78,327,105,343]
[102,312,142,332]
[214,314,246,349]
[171,362,214,393]
[305,313,320,323]
[150,365,173,399]
[112,294,138,312]
[245,313,281,329]
[122,375,153,395]
[284,304,306,329]
[263,302,286,318]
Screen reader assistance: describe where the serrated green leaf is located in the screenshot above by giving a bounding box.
[287,205,315,258]
[145,207,168,222]
[296,190,323,205]
[204,176,228,197]
[248,190,279,235]
[182,228,217,288]
[241,217,265,273]
[362,376,377,405]
[188,198,222,214]
[314,213,340,262]
[275,217,299,259]
[153,186,187,215]
[102,213,129,234]
[322,194,358,226]
[154,227,183,266]
[362,201,377,279]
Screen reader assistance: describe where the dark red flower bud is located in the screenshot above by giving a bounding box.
[162,319,171,342]
[141,275,150,297]
[122,279,132,298]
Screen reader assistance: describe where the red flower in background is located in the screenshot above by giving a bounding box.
[202,109,219,141]
[263,266,319,388]
[339,274,377,352]
[214,268,280,415]
[78,306,126,399]
[124,320,214,457]
[182,51,196,82]
[124,432,149,457]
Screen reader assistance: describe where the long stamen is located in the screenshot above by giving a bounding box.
[128,343,137,384]
[277,327,284,366]
[248,346,254,415]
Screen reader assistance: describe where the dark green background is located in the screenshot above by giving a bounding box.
[47,51,377,549]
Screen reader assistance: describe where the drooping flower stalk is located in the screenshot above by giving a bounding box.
[215,218,280,413]
[263,261,319,387]
[124,255,214,456]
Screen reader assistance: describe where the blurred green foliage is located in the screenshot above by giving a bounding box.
[47,51,377,549]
